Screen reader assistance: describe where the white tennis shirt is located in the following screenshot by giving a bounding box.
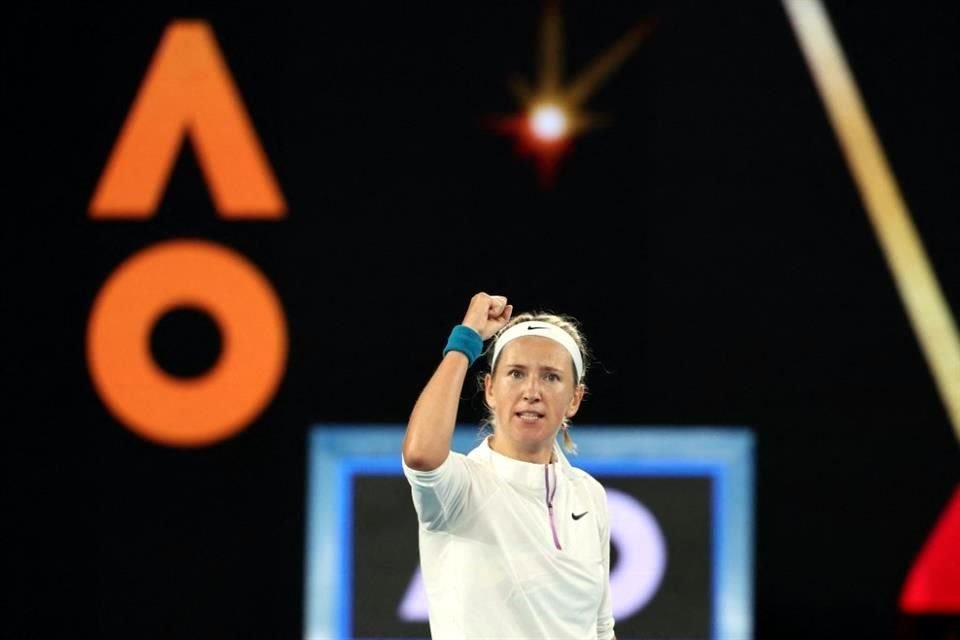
[402,436,615,639]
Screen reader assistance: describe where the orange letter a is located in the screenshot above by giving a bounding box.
[89,20,286,218]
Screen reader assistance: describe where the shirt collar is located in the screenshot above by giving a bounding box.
[476,435,574,491]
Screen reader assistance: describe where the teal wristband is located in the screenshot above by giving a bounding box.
[443,325,483,365]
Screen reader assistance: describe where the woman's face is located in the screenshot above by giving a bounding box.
[484,335,584,462]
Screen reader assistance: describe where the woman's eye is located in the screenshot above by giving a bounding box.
[509,370,523,379]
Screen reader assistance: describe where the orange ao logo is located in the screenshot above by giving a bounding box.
[87,21,288,446]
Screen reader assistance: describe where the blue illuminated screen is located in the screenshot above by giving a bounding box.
[304,426,753,640]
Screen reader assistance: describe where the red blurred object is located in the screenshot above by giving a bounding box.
[900,486,960,613]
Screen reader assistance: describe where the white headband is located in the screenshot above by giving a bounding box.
[491,321,584,382]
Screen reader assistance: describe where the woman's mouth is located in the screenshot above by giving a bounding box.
[516,411,545,424]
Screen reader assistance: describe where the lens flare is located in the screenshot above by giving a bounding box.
[529,103,569,142]
[489,5,652,186]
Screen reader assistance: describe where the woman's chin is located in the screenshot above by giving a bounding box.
[507,420,556,447]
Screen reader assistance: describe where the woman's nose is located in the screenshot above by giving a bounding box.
[522,378,542,400]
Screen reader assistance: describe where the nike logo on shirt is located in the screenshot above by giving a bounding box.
[571,511,588,520]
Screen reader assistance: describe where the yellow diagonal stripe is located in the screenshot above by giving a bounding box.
[783,0,960,444]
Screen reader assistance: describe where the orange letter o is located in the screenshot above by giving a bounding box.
[87,239,288,446]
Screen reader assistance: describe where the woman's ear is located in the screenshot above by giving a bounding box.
[484,373,495,408]
[565,384,585,418]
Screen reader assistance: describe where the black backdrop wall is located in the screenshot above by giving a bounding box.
[8,2,958,639]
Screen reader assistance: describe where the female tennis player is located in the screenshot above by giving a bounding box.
[402,292,615,639]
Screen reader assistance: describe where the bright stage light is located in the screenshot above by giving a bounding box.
[492,4,651,186]
[529,103,569,142]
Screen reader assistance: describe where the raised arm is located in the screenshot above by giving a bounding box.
[402,293,512,471]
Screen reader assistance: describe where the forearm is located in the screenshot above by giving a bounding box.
[402,351,470,470]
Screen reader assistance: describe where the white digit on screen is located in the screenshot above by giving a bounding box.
[398,564,428,621]
[606,487,667,619]
[397,487,667,622]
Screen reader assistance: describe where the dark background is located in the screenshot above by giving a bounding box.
[7,2,958,639]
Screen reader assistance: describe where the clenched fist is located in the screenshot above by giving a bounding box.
[461,292,513,341]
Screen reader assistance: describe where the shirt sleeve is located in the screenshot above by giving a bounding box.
[596,484,616,640]
[401,451,472,532]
